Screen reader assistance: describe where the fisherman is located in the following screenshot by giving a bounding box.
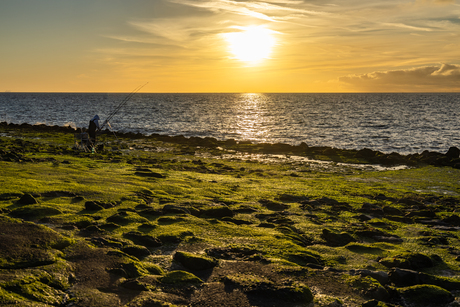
[88,115,101,145]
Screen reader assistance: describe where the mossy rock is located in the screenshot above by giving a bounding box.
[173,251,217,271]
[122,245,151,259]
[158,231,194,244]
[246,283,314,305]
[106,212,148,225]
[345,243,385,255]
[287,251,323,266]
[0,286,26,305]
[2,276,66,305]
[200,205,234,218]
[160,270,203,285]
[0,219,68,268]
[346,275,389,301]
[143,262,165,275]
[125,294,177,307]
[108,261,149,278]
[321,229,356,247]
[379,252,433,270]
[124,231,162,248]
[9,205,62,220]
[397,284,454,306]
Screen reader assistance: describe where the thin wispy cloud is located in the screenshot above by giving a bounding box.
[338,64,460,91]
[383,22,434,32]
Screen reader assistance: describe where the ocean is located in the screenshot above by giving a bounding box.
[0,92,459,155]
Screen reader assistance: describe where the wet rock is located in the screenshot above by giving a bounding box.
[173,251,217,271]
[321,229,356,247]
[356,148,378,159]
[396,284,453,307]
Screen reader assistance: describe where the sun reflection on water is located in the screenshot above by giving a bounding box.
[235,93,270,142]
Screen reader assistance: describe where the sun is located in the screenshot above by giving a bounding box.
[224,26,276,64]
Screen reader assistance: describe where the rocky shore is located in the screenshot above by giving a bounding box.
[1,122,460,168]
[1,122,460,307]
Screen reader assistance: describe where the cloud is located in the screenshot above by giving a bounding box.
[167,0,327,23]
[339,64,460,91]
[382,22,433,32]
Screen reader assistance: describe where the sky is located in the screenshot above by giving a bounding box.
[1,0,460,93]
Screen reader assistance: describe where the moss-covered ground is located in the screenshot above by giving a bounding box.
[1,124,460,306]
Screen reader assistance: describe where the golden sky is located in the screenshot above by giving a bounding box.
[1,0,460,92]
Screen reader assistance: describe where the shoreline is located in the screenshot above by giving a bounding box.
[1,122,460,306]
[1,121,460,169]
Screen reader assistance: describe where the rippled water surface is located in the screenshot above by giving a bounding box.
[1,92,459,154]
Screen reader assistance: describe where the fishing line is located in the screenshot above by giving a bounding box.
[100,82,148,130]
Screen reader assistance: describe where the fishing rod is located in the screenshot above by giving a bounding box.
[100,82,148,130]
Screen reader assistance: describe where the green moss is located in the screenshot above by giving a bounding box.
[0,286,26,305]
[345,275,382,292]
[160,271,203,284]
[397,284,454,306]
[2,276,65,305]
[142,262,165,275]
[173,251,217,271]
[345,243,385,255]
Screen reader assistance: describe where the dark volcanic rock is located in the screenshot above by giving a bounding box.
[389,268,460,290]
[122,245,151,259]
[446,146,460,159]
[259,199,290,211]
[200,205,234,218]
[396,284,454,307]
[17,193,39,205]
[84,201,105,211]
[174,251,217,271]
[123,231,162,248]
[321,229,356,247]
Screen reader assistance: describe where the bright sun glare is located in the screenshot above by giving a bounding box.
[224,26,275,64]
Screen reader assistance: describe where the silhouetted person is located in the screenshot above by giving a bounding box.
[88,115,100,145]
